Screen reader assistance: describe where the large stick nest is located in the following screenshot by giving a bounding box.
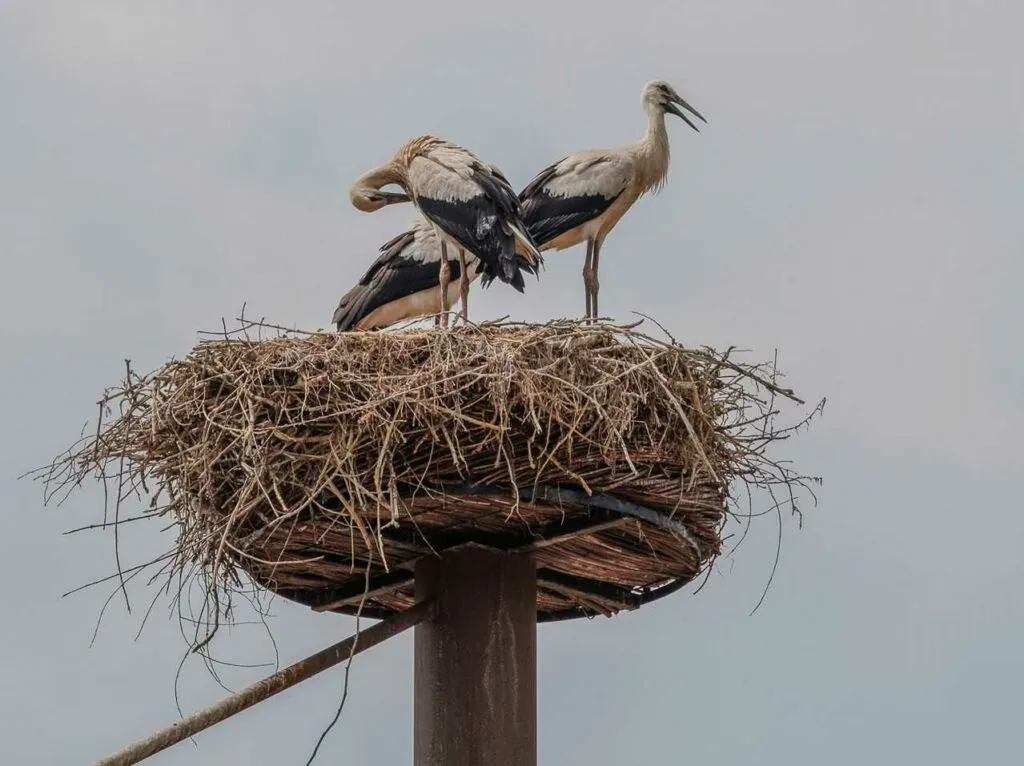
[37,318,820,639]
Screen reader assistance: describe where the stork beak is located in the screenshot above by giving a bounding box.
[666,96,707,132]
[370,191,412,205]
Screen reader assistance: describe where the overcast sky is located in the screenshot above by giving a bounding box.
[2,1,1022,763]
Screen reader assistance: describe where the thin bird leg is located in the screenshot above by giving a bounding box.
[458,249,470,323]
[583,239,594,322]
[438,241,451,328]
[591,238,602,321]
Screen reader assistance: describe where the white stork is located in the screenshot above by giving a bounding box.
[518,80,706,320]
[349,135,543,326]
[332,219,481,331]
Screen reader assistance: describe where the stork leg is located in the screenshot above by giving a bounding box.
[438,241,451,328]
[583,239,594,322]
[458,248,470,323]
[591,237,602,322]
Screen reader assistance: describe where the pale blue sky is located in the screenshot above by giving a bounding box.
[2,1,1022,763]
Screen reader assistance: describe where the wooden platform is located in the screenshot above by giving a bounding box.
[248,482,721,622]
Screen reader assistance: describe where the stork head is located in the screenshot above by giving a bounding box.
[349,164,410,212]
[350,187,410,212]
[642,80,707,132]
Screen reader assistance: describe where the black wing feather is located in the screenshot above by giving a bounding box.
[417,195,526,291]
[353,229,416,286]
[518,159,620,247]
[415,155,540,291]
[469,166,542,277]
[333,231,463,331]
[520,190,620,247]
[518,160,562,202]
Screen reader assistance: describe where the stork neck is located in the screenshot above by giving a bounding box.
[353,163,404,192]
[349,162,410,211]
[637,110,671,191]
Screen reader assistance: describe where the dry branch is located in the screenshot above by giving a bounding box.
[32,318,821,643]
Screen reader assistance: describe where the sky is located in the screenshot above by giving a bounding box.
[1,0,1022,763]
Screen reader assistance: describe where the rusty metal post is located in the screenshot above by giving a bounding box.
[414,546,537,766]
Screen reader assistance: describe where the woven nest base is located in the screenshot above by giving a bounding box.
[39,319,816,629]
[257,483,721,622]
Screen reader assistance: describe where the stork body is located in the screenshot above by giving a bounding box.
[333,220,481,331]
[349,136,543,326]
[518,80,706,320]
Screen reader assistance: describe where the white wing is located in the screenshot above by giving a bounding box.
[542,150,635,200]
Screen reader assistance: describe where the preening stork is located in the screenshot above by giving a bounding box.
[518,80,706,320]
[349,135,543,326]
[332,220,481,331]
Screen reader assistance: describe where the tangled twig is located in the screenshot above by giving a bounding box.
[27,316,822,654]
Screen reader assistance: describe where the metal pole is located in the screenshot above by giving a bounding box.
[414,546,537,766]
[96,600,436,766]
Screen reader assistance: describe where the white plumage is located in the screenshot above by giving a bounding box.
[518,79,706,320]
[349,135,543,327]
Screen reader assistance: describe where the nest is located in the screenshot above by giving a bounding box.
[37,318,820,636]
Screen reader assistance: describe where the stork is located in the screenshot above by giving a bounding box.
[349,135,543,326]
[332,219,481,331]
[518,80,706,321]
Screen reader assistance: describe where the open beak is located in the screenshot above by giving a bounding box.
[666,96,707,132]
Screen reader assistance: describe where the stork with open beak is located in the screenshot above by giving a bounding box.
[349,136,543,327]
[518,79,706,321]
[332,219,481,331]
